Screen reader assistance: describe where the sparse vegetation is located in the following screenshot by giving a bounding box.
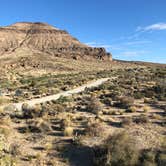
[0,59,165,165]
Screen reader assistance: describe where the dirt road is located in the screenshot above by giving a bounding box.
[2,77,110,111]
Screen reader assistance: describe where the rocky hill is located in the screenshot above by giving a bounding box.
[0,22,111,60]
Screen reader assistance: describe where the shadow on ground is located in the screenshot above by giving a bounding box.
[62,144,94,166]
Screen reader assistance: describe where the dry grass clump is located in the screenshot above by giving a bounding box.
[63,127,73,137]
[60,115,73,129]
[85,119,105,137]
[60,114,74,137]
[143,106,150,113]
[9,143,21,156]
[151,113,162,120]
[0,154,16,166]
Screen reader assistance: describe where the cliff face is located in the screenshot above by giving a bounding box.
[0,22,111,60]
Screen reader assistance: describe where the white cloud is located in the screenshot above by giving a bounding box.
[121,50,148,57]
[123,40,151,45]
[137,23,166,31]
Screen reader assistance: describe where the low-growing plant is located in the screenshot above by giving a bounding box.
[60,117,72,129]
[143,106,150,112]
[126,106,137,113]
[85,120,105,137]
[121,117,133,127]
[118,96,134,109]
[22,103,43,118]
[28,118,52,133]
[134,114,149,123]
[63,127,73,136]
[87,96,103,115]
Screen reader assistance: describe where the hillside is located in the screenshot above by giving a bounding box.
[0,22,110,60]
[0,22,114,80]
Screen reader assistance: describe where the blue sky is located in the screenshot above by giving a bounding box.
[0,0,166,63]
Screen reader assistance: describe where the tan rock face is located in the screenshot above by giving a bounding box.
[0,22,112,60]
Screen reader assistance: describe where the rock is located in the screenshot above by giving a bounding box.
[0,22,112,61]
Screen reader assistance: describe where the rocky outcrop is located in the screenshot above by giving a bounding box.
[0,22,112,60]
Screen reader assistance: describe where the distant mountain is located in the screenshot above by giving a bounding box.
[0,22,112,60]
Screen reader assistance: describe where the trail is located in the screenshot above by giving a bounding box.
[2,77,110,111]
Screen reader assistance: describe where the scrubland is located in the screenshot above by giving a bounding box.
[0,64,165,166]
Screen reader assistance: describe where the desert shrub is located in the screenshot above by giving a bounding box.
[60,117,72,129]
[157,153,166,166]
[0,155,16,166]
[0,134,9,152]
[47,104,67,116]
[28,118,52,133]
[102,98,113,106]
[126,106,137,113]
[144,89,155,98]
[93,132,139,166]
[144,98,158,104]
[140,151,156,166]
[134,91,144,99]
[134,114,149,123]
[9,143,21,156]
[56,96,72,104]
[118,97,134,109]
[87,96,102,115]
[0,115,12,126]
[85,120,105,137]
[144,98,151,103]
[22,103,33,118]
[22,103,43,118]
[121,117,133,127]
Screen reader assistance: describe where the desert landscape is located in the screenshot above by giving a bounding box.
[0,20,165,166]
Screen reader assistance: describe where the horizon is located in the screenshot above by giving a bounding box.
[0,0,166,64]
